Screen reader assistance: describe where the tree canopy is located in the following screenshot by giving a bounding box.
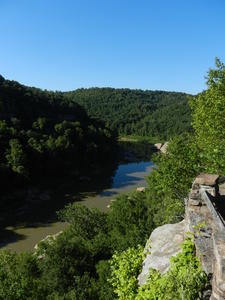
[190,58,225,174]
[0,76,116,208]
[65,88,192,140]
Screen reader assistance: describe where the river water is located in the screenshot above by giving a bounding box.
[77,161,154,211]
[0,144,154,253]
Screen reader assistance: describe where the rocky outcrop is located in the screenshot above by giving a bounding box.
[188,174,225,300]
[160,142,168,154]
[138,220,185,285]
[34,231,63,258]
[138,174,225,300]
[136,187,146,192]
[154,142,168,154]
[211,232,225,300]
[34,230,63,250]
[154,143,162,151]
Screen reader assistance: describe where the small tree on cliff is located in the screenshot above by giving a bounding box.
[190,58,225,174]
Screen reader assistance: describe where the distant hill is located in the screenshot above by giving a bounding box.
[64,88,192,140]
[0,75,88,125]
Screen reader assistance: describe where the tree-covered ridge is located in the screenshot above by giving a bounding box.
[0,75,192,141]
[65,88,192,139]
[0,75,116,198]
[0,75,87,124]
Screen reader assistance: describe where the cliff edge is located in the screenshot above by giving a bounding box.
[138,174,225,300]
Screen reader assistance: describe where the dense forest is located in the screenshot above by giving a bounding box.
[65,88,192,139]
[0,75,116,208]
[1,59,225,299]
[0,75,192,206]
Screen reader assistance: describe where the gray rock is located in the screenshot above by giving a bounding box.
[194,174,219,187]
[138,220,185,286]
[137,174,225,299]
[160,142,168,154]
[136,187,145,192]
[189,199,201,206]
[154,143,162,150]
[211,232,225,300]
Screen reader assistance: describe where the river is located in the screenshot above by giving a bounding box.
[0,142,154,252]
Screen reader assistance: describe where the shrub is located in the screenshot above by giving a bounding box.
[110,238,207,300]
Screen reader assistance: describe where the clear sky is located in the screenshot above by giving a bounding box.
[0,0,225,94]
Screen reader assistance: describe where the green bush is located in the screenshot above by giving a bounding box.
[0,250,41,300]
[108,192,154,252]
[109,245,144,300]
[110,238,207,300]
[190,58,225,174]
[143,134,201,228]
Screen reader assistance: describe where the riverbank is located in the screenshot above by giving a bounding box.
[118,135,163,144]
[1,161,154,252]
[0,141,155,253]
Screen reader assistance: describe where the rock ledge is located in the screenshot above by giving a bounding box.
[138,220,185,286]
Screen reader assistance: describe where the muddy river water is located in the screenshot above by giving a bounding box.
[1,160,154,252]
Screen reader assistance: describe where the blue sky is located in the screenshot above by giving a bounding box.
[0,0,225,94]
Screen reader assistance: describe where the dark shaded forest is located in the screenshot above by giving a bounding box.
[0,75,192,201]
[0,75,117,207]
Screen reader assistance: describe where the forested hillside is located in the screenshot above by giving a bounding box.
[0,75,192,197]
[0,75,116,198]
[65,88,192,139]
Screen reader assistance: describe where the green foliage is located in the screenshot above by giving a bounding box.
[0,250,40,300]
[190,58,225,174]
[58,193,156,255]
[32,194,157,299]
[58,204,108,240]
[109,245,144,300]
[65,88,191,140]
[0,75,116,205]
[110,238,207,300]
[35,229,99,299]
[5,138,27,176]
[138,238,207,300]
[108,192,154,251]
[142,59,225,229]
[57,204,111,263]
[151,134,201,194]
[143,134,201,227]
[96,260,115,300]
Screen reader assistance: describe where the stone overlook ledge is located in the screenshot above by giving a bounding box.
[138,174,225,300]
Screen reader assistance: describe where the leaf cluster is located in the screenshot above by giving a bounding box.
[110,238,207,300]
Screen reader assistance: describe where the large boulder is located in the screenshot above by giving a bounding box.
[160,142,169,154]
[154,143,162,150]
[136,187,145,192]
[138,220,185,285]
[154,142,168,154]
